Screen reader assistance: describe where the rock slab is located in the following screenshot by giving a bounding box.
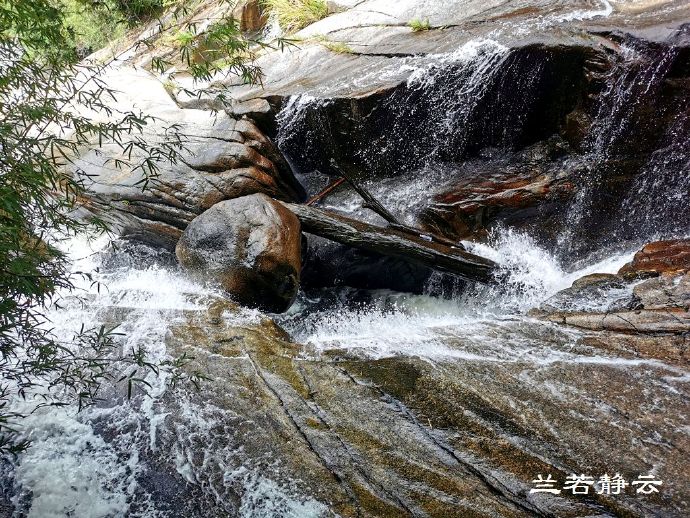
[176,194,301,312]
[619,238,690,277]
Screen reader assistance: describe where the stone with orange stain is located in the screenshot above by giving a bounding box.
[618,239,690,277]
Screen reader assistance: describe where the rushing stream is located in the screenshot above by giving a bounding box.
[3,6,690,516]
[3,224,686,516]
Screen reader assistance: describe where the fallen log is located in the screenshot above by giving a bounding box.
[281,202,499,284]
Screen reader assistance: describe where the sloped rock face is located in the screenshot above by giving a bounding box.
[176,194,301,312]
[532,240,690,366]
[126,293,688,517]
[259,33,689,290]
[71,67,303,249]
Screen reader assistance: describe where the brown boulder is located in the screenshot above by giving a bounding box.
[68,68,304,250]
[619,239,690,277]
[176,194,301,312]
[418,140,576,240]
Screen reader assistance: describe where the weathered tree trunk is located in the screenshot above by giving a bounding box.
[281,202,498,283]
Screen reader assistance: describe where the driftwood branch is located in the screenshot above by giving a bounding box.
[330,161,401,225]
[306,177,346,206]
[281,202,498,283]
[329,161,465,250]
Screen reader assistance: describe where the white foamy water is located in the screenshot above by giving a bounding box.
[552,0,613,23]
[5,236,323,517]
[467,228,635,310]
[404,39,509,89]
[5,236,204,517]
[283,228,636,361]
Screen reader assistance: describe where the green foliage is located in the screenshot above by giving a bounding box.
[321,40,353,54]
[149,2,295,87]
[262,0,329,33]
[60,0,124,58]
[408,18,431,32]
[59,0,174,58]
[0,0,273,454]
[113,0,168,23]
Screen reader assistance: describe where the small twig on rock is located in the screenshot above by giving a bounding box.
[306,176,346,206]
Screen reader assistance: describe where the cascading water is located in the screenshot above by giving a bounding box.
[559,36,688,255]
[2,238,328,517]
[267,26,689,515]
[3,10,689,518]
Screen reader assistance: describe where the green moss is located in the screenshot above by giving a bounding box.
[322,41,353,54]
[408,18,431,32]
[304,417,329,430]
[262,0,329,33]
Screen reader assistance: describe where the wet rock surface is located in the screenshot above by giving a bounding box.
[222,2,690,277]
[70,67,301,249]
[533,240,690,366]
[221,1,690,100]
[271,34,690,261]
[125,296,688,517]
[32,2,689,516]
[619,239,690,277]
[176,194,301,313]
[418,139,578,241]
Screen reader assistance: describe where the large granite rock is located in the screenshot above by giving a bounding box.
[176,194,301,312]
[68,67,302,249]
[216,0,690,101]
[85,0,690,289]
[532,240,690,365]
[94,290,687,517]
[207,0,689,266]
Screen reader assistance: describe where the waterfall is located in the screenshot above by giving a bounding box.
[559,38,685,255]
[4,19,689,517]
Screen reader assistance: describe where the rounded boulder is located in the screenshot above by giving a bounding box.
[176,194,301,312]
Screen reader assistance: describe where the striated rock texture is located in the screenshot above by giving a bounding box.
[72,1,690,294]
[269,37,690,255]
[176,194,301,313]
[533,239,690,366]
[90,292,687,517]
[619,238,690,277]
[69,67,303,249]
